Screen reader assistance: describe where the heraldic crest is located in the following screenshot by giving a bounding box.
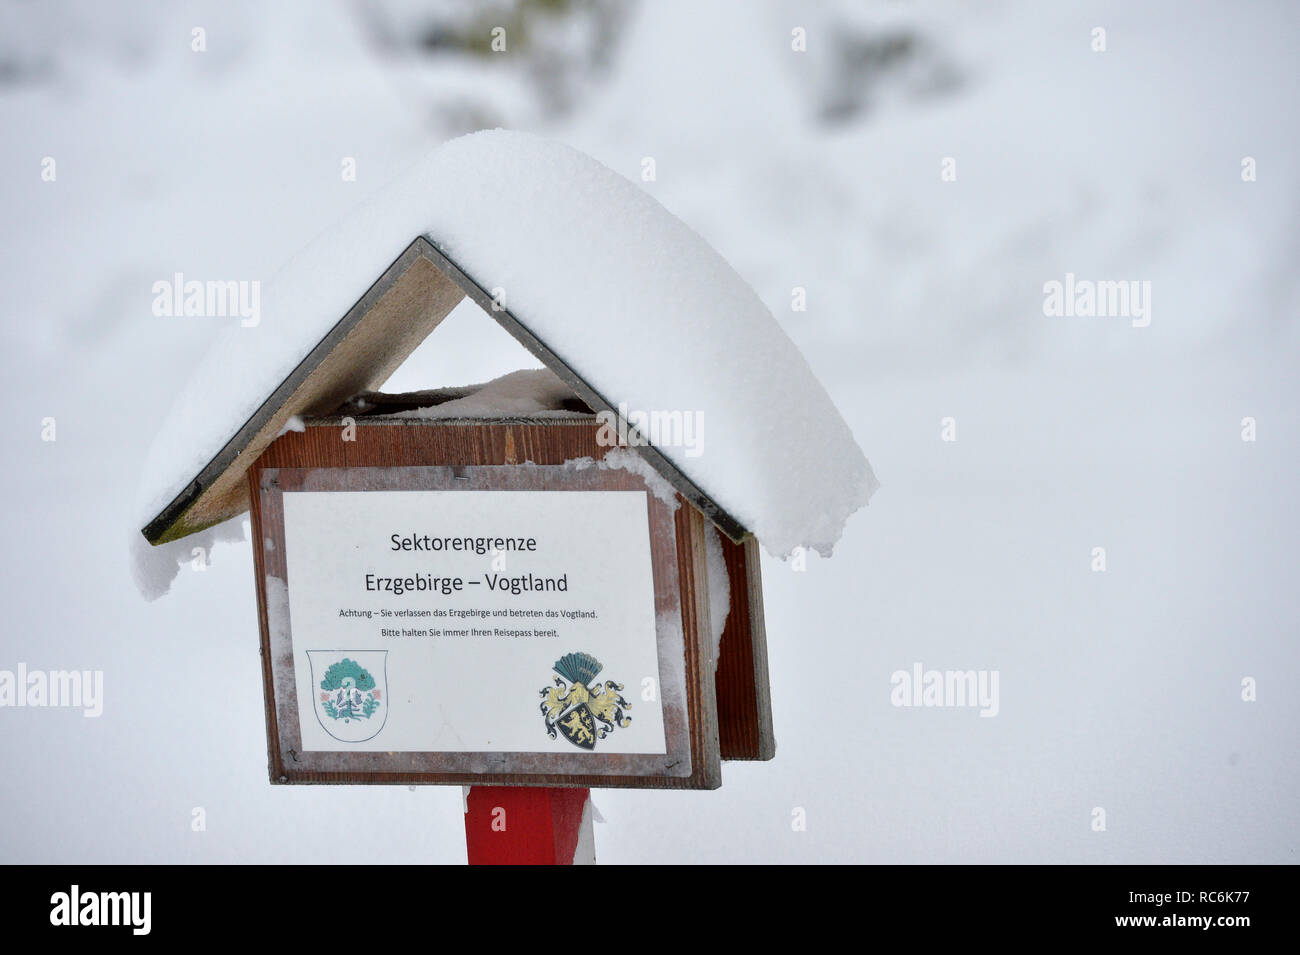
[540,651,631,750]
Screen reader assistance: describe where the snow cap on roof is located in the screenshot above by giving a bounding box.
[136,129,877,583]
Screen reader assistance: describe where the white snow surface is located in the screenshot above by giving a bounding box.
[135,129,877,566]
[568,449,680,506]
[703,525,732,671]
[390,367,579,418]
[129,513,246,602]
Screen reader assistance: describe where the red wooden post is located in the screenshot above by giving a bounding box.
[464,786,593,865]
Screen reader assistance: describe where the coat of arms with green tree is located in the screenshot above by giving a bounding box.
[319,658,381,722]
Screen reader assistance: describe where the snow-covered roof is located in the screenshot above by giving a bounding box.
[137,130,877,564]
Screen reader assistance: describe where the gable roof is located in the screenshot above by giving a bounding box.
[140,235,749,545]
[138,130,877,559]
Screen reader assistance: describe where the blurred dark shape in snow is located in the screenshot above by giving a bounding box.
[349,0,632,132]
[816,27,963,125]
[346,0,966,136]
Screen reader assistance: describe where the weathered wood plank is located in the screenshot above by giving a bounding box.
[714,535,776,760]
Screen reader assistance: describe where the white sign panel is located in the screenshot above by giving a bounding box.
[281,489,667,755]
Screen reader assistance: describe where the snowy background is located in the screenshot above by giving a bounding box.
[2,0,1297,863]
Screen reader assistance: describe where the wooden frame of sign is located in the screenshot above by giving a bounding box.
[248,416,773,790]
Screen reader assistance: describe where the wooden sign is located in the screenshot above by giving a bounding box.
[131,138,870,857]
[249,416,773,790]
